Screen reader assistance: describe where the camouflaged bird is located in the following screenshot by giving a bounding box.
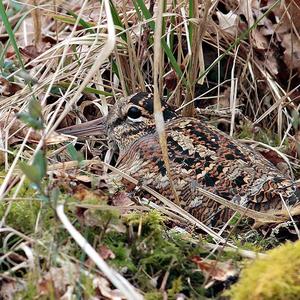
[59,92,300,227]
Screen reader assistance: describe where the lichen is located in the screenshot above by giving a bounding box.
[227,240,300,300]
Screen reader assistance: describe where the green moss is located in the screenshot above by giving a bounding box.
[126,210,166,234]
[17,271,40,300]
[8,178,37,198]
[103,231,137,272]
[145,292,164,300]
[0,200,42,233]
[227,241,300,300]
[236,122,254,140]
[167,277,183,298]
[0,178,56,234]
[77,273,96,299]
[98,211,209,297]
[236,123,289,148]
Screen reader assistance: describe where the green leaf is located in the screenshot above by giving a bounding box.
[50,14,95,27]
[109,1,127,41]
[68,10,95,34]
[17,112,44,130]
[133,0,185,84]
[33,150,47,180]
[19,150,47,191]
[54,81,113,96]
[67,144,84,163]
[0,1,24,69]
[17,99,44,130]
[28,99,42,119]
[19,162,42,187]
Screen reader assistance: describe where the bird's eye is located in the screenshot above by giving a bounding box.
[127,106,142,119]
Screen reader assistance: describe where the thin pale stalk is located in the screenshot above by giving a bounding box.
[153,0,180,206]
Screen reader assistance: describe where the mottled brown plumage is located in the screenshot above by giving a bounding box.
[60,92,300,227]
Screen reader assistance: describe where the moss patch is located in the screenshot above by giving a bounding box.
[0,200,43,233]
[227,240,300,300]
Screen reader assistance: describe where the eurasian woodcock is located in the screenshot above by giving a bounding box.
[59,92,300,227]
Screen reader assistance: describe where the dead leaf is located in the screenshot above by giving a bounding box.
[191,256,238,282]
[238,0,254,26]
[216,11,239,36]
[259,149,285,165]
[251,29,269,50]
[38,263,127,299]
[260,18,275,36]
[19,42,52,64]
[98,244,116,260]
[73,184,108,202]
[42,35,57,45]
[0,278,26,300]
[20,45,43,59]
[38,267,77,298]
[0,113,68,146]
[93,276,126,300]
[0,77,22,96]
[264,49,279,75]
[271,0,300,72]
[259,149,290,176]
[112,191,134,207]
[277,0,300,31]
[281,32,300,72]
[165,70,178,91]
[287,130,300,159]
[85,245,115,269]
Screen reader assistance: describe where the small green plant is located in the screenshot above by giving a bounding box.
[19,150,47,194]
[66,144,84,164]
[17,98,50,199]
[17,98,44,130]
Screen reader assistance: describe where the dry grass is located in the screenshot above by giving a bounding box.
[1,0,300,298]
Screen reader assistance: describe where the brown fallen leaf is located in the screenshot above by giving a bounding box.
[251,29,268,50]
[257,148,291,177]
[0,77,22,96]
[191,256,238,282]
[73,184,108,203]
[281,32,300,72]
[98,244,116,260]
[93,276,126,300]
[19,45,44,60]
[38,264,126,299]
[38,267,76,298]
[85,244,116,270]
[273,0,300,72]
[238,0,254,26]
[111,191,134,207]
[0,278,26,300]
[19,40,52,62]
[286,130,300,159]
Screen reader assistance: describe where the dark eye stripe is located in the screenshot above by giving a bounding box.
[113,117,126,127]
[131,93,154,114]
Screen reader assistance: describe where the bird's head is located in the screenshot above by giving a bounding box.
[58,92,178,154]
[107,92,177,153]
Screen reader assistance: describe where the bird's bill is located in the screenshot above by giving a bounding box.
[56,116,107,137]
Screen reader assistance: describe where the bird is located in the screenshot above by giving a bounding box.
[59,92,300,228]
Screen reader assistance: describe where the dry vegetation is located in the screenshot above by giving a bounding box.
[1,0,300,299]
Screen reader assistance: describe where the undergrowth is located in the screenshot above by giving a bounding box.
[1,0,300,299]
